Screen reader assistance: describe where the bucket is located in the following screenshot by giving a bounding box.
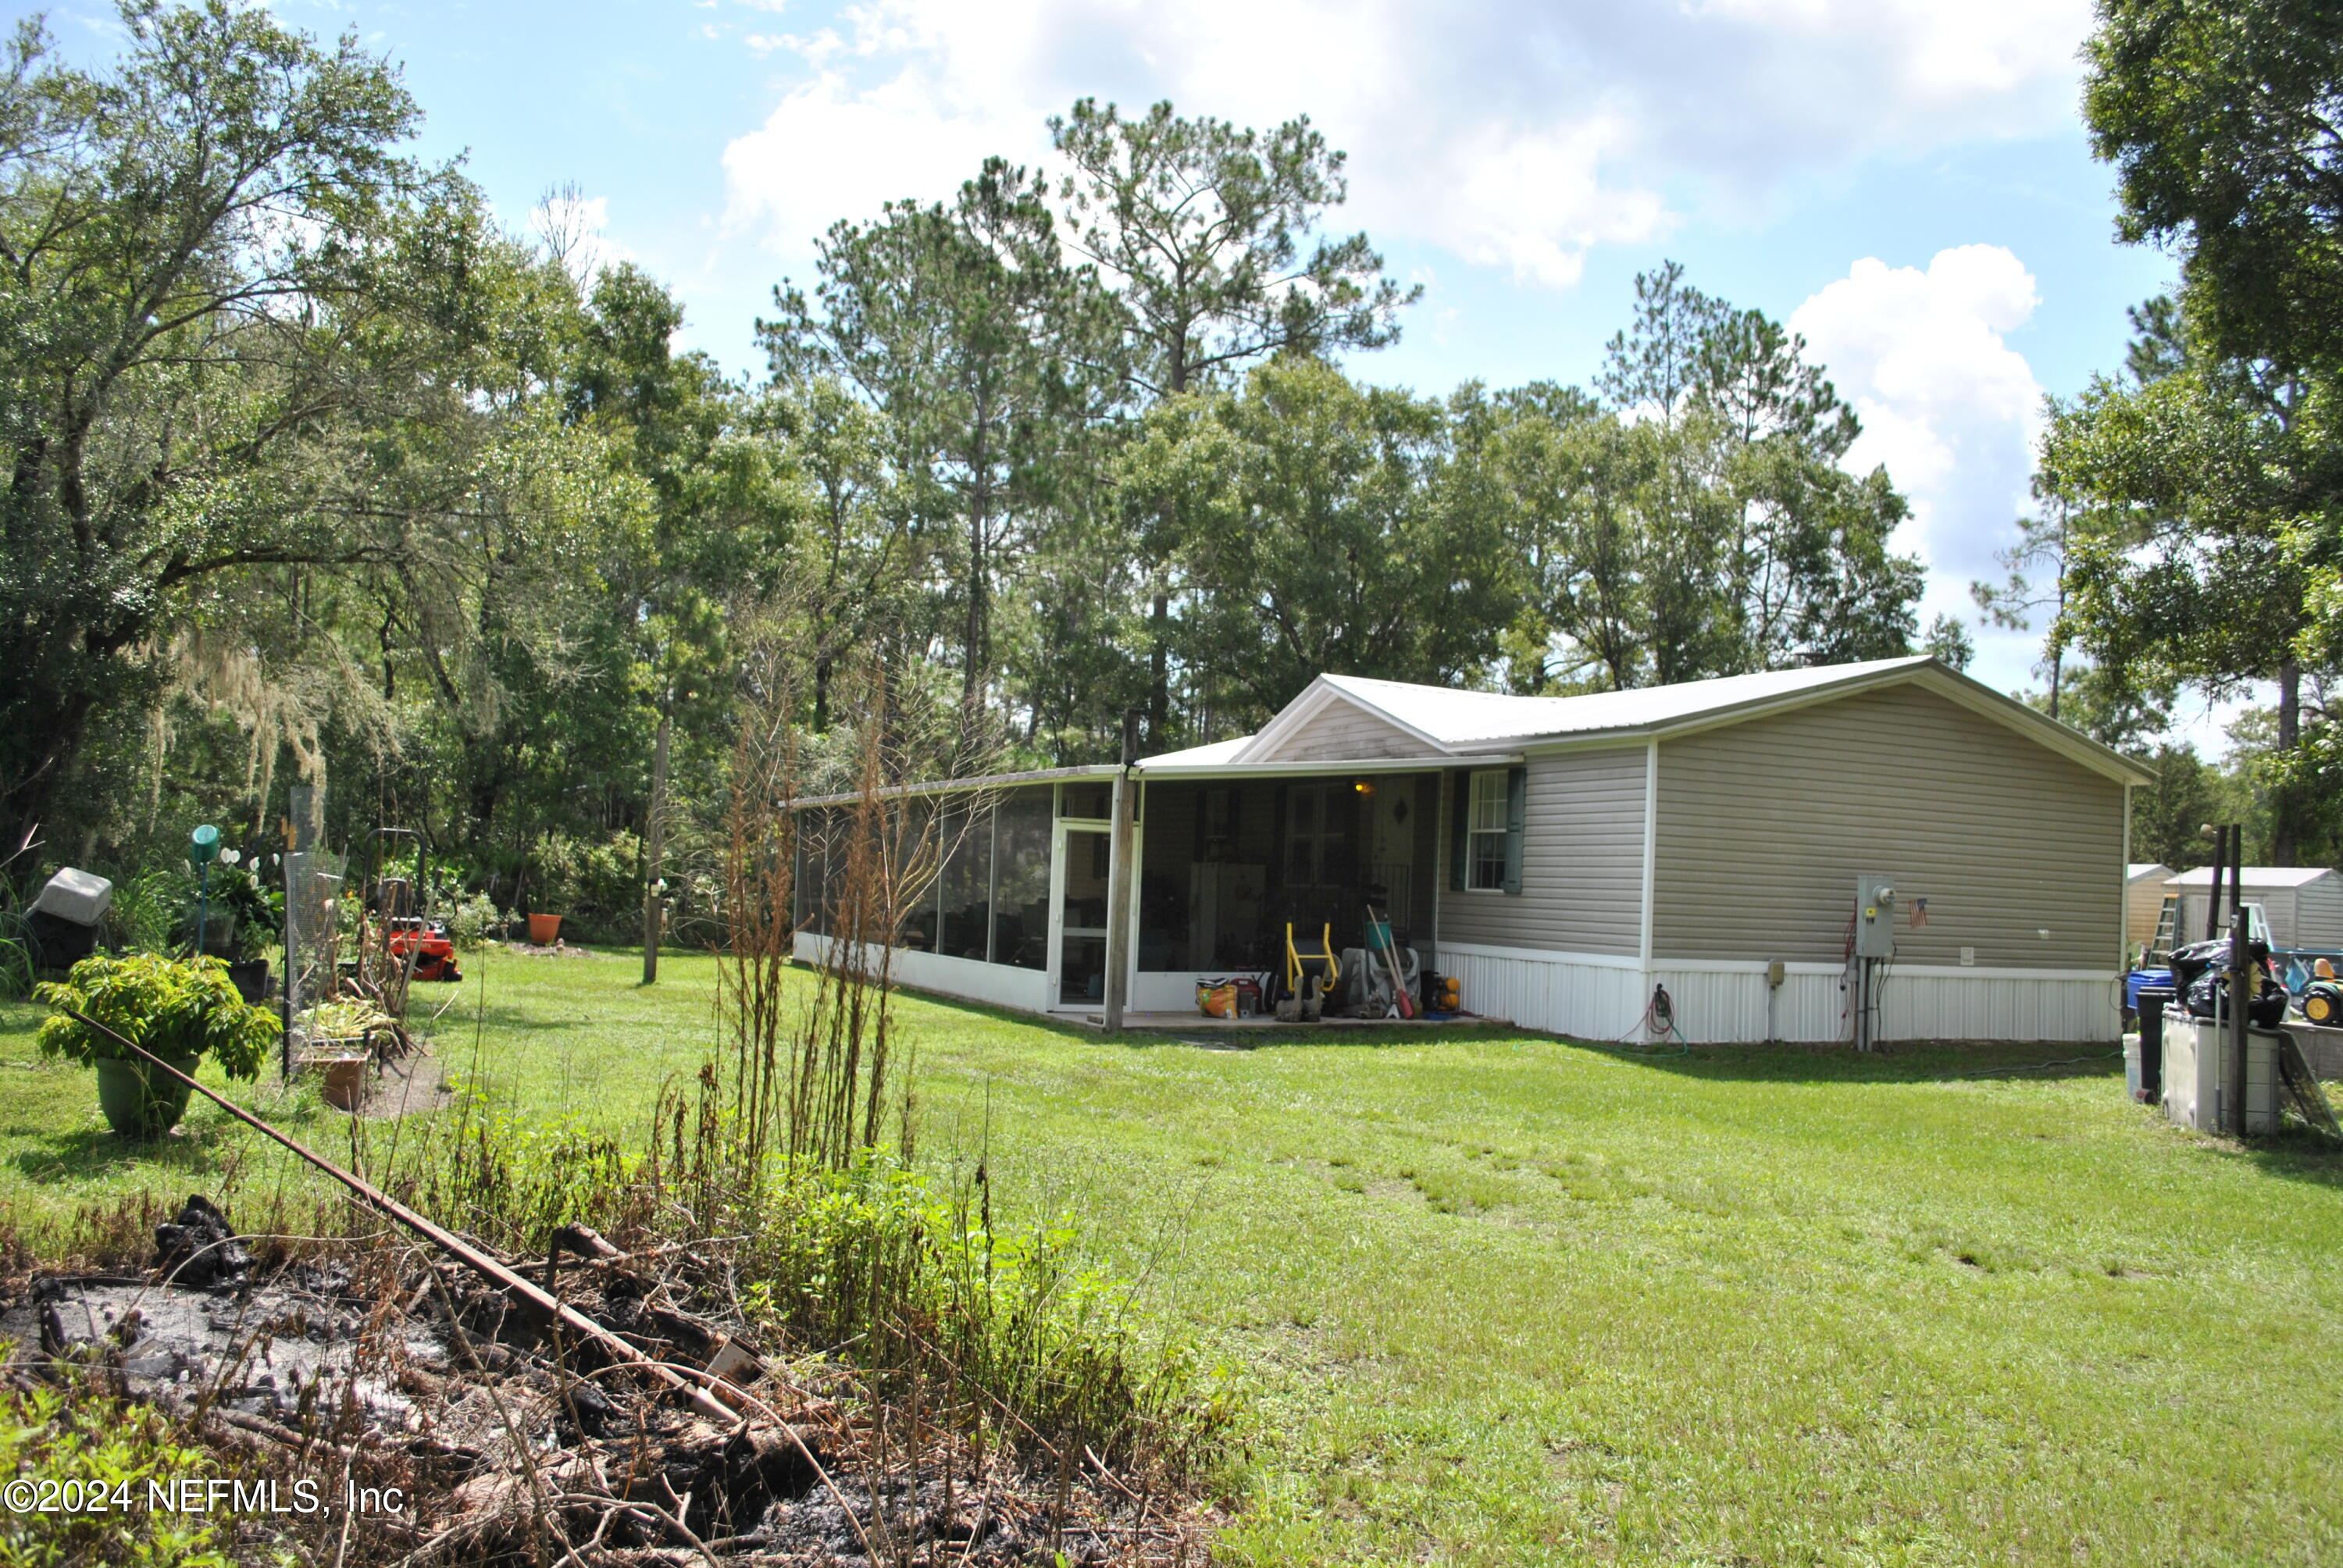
[527,912,562,946]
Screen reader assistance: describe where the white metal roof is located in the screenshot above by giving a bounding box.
[1137,736,1250,768]
[1309,657,1933,749]
[2164,865,2338,888]
[1162,655,2151,786]
[2129,862,2171,882]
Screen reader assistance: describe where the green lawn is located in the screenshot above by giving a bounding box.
[6,946,2341,1565]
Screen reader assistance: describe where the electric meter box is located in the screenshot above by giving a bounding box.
[1854,873,1898,959]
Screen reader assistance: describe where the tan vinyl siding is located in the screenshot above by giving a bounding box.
[1437,747,1646,956]
[1652,685,2124,969]
[1255,699,1442,761]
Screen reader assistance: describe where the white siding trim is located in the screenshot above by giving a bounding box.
[1638,739,1657,968]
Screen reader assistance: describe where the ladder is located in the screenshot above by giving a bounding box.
[2149,890,2181,962]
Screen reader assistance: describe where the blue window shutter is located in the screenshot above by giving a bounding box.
[1502,767,1527,895]
[1449,773,1467,892]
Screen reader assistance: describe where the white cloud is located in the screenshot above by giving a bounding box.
[1789,244,2047,684]
[718,0,2094,290]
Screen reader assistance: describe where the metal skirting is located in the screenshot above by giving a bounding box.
[1439,943,2120,1045]
[795,931,2121,1045]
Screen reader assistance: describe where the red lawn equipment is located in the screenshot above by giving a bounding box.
[388,916,462,983]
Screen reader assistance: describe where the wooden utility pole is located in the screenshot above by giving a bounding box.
[642,708,671,985]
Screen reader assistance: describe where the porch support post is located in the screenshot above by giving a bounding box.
[1103,712,1140,1031]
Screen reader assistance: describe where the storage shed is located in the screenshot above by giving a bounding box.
[792,655,2151,1046]
[2163,866,2343,951]
[2127,863,2172,953]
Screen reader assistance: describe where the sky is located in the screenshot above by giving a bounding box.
[28,0,2209,726]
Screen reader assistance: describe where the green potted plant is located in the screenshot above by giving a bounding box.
[35,953,278,1139]
[209,859,282,1003]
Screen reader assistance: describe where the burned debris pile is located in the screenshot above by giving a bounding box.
[2,1197,1215,1566]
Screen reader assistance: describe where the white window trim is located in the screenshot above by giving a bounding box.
[1465,768,1509,893]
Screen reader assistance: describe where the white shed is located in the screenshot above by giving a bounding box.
[2164,866,2343,950]
[2127,863,2171,952]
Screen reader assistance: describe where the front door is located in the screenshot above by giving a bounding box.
[1366,775,1416,919]
[1054,825,1112,1006]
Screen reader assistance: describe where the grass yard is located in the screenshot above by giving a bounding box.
[5,945,2342,1565]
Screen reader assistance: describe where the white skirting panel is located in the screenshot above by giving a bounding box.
[1646,965,1848,1045]
[793,932,1053,1014]
[1874,967,2121,1044]
[1648,960,2120,1044]
[1435,941,1646,1040]
[1441,943,2120,1045]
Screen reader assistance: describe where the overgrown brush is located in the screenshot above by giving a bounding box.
[402,1074,1236,1486]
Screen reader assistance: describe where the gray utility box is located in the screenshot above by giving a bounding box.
[1854,873,1899,959]
[2162,1015,2281,1135]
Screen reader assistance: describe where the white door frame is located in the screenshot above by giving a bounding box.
[1050,814,1113,1010]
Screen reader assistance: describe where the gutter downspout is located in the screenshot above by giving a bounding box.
[1103,711,1139,1032]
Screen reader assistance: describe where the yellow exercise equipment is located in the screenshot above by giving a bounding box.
[1282,922,1340,1021]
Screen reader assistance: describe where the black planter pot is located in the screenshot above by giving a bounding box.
[226,958,270,1004]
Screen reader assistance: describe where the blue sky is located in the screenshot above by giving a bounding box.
[28,0,2195,715]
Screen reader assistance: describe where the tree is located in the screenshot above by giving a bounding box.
[0,2,450,858]
[1121,358,1514,725]
[1502,263,1921,690]
[2084,0,2343,370]
[1050,98,1419,743]
[767,379,911,734]
[1973,497,2079,719]
[762,159,1116,744]
[1923,615,1975,672]
[2035,297,2332,860]
[2129,743,2234,870]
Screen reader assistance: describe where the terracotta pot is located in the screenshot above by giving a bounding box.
[319,1054,369,1112]
[95,1053,198,1139]
[527,912,562,946]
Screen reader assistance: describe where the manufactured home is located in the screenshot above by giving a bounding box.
[792,656,2151,1045]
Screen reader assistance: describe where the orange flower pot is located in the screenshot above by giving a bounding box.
[527,912,562,946]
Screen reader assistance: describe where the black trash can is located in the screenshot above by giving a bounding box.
[2137,985,2175,1103]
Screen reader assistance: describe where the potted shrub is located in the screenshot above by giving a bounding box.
[35,953,278,1139]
